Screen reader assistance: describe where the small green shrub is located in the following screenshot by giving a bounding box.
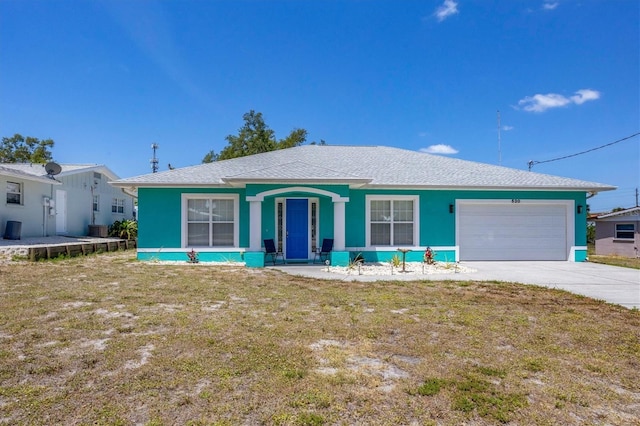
[108,220,138,240]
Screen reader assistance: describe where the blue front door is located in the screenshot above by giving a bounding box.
[286,199,308,260]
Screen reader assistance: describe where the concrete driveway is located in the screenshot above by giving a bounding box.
[458,262,639,310]
[272,261,640,310]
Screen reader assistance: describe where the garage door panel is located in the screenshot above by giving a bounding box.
[458,202,568,261]
[473,247,567,261]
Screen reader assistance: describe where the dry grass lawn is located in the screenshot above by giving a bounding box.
[588,254,640,270]
[0,252,638,425]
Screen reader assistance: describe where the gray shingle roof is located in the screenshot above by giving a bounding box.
[0,164,61,184]
[112,145,615,192]
[596,206,640,219]
[0,163,119,181]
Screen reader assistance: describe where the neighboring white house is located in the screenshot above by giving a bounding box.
[1,163,136,239]
[594,207,640,258]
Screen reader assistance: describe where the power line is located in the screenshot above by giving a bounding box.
[528,132,640,171]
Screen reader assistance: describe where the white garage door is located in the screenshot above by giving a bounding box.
[458,202,569,261]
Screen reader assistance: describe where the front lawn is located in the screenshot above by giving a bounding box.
[588,254,640,270]
[0,252,638,425]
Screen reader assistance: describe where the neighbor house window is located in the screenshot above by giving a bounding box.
[366,195,418,246]
[615,223,635,240]
[112,198,125,214]
[93,195,100,212]
[184,195,238,247]
[6,181,22,205]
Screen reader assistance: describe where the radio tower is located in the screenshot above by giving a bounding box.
[150,143,159,173]
[497,110,502,166]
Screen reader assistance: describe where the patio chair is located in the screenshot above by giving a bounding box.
[313,238,334,264]
[264,238,285,265]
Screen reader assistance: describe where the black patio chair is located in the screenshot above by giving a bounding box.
[264,238,285,265]
[313,238,334,264]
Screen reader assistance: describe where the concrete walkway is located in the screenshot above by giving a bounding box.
[270,261,640,310]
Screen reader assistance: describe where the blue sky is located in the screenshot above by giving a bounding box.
[1,0,638,212]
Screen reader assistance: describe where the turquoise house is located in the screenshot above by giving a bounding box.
[112,145,614,267]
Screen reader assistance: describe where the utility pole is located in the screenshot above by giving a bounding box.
[150,143,159,173]
[636,187,639,207]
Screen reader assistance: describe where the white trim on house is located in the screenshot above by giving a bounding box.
[364,194,420,249]
[614,223,636,240]
[181,193,240,249]
[6,181,23,205]
[273,197,320,259]
[247,186,349,203]
[596,207,640,221]
[137,247,248,253]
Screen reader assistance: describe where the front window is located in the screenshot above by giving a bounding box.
[6,181,22,205]
[615,223,635,240]
[93,195,100,212]
[367,196,418,246]
[112,198,125,214]
[185,195,238,247]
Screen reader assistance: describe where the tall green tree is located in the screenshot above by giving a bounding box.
[0,134,54,163]
[201,149,218,163]
[213,110,308,161]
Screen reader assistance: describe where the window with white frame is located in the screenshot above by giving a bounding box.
[93,195,100,212]
[112,198,125,214]
[185,195,238,247]
[367,196,418,246]
[6,181,22,205]
[615,223,635,240]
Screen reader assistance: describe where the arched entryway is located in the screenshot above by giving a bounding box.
[246,186,348,264]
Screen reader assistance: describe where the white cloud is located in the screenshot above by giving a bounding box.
[435,0,459,22]
[519,93,571,112]
[517,89,600,112]
[570,89,601,104]
[542,2,559,10]
[421,144,459,155]
[502,125,514,131]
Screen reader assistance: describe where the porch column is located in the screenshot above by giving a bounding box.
[249,201,262,251]
[333,201,346,251]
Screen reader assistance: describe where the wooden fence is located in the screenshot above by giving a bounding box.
[27,240,137,261]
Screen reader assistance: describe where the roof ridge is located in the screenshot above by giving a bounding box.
[226,160,362,179]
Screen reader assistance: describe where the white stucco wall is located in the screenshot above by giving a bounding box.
[2,169,135,239]
[1,176,58,238]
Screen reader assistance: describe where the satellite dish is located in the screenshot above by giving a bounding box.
[45,162,62,176]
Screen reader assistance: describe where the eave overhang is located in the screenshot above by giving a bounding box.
[0,168,62,185]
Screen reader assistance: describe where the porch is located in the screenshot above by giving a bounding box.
[245,186,350,268]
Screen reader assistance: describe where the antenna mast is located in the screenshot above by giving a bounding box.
[497,110,501,166]
[150,143,159,173]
